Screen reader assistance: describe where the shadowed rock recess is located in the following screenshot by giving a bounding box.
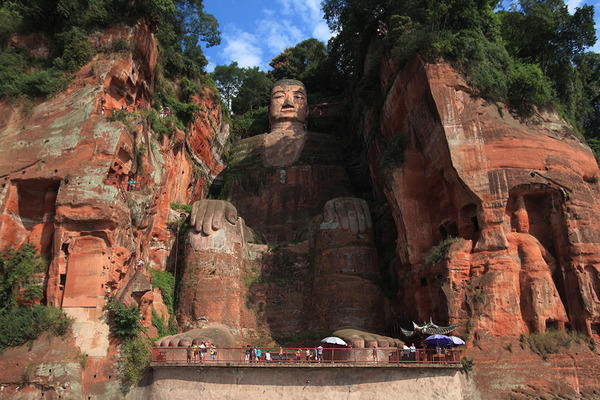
[0,23,599,400]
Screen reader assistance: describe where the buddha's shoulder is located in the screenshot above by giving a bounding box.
[304,131,344,147]
[230,134,267,158]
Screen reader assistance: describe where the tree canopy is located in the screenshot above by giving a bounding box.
[269,39,327,81]
[232,67,273,114]
[0,0,221,100]
[211,62,244,110]
[153,0,221,78]
[321,0,599,145]
[499,0,597,131]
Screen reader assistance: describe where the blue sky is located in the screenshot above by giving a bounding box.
[203,0,332,71]
[203,0,600,73]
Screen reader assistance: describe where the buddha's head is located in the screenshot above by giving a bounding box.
[268,79,309,131]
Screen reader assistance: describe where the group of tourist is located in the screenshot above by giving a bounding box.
[159,106,171,118]
[186,341,217,363]
[295,346,324,362]
[243,345,325,363]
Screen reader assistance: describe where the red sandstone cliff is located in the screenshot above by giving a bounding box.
[1,20,600,400]
[0,23,227,397]
[369,54,600,398]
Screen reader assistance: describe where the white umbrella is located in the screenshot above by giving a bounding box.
[449,336,465,346]
[321,336,347,346]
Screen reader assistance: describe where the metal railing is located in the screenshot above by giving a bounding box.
[151,347,461,365]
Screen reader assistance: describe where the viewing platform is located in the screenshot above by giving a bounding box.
[141,348,472,399]
[150,346,462,368]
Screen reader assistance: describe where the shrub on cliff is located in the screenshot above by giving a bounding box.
[120,333,152,386]
[149,269,178,337]
[526,329,595,359]
[0,50,71,99]
[0,305,72,353]
[105,296,145,339]
[379,135,410,175]
[424,237,462,267]
[231,107,269,137]
[60,27,95,72]
[0,244,71,353]
[0,243,48,312]
[527,329,573,359]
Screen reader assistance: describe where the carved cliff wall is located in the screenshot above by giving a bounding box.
[366,54,600,398]
[1,20,600,399]
[0,23,228,397]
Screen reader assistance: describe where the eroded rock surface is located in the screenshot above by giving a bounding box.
[370,55,600,397]
[0,22,228,397]
[1,21,600,399]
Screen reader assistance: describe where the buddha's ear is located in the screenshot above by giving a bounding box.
[267,105,272,128]
[302,105,309,120]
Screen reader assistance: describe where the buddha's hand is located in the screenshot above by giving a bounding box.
[323,197,372,235]
[190,200,238,236]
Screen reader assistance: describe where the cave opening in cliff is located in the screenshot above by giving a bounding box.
[15,179,60,257]
[546,319,558,331]
[460,203,480,242]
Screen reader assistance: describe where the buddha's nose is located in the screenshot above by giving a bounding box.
[283,94,294,107]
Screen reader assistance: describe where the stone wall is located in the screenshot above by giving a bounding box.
[131,365,480,400]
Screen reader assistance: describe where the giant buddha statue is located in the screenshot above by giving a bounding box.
[173,79,396,348]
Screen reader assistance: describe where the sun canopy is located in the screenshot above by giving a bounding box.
[424,334,453,347]
[321,336,348,346]
[449,336,465,346]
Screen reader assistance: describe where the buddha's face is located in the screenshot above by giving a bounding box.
[268,83,308,127]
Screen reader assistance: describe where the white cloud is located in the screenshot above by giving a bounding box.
[222,30,264,68]
[565,0,584,13]
[312,21,333,42]
[261,19,304,53]
[262,8,275,17]
[210,0,333,70]
[277,0,322,26]
[206,60,216,73]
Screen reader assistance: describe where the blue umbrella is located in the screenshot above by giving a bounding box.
[424,334,453,347]
[449,336,465,347]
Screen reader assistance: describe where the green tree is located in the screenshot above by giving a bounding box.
[0,2,22,47]
[576,52,600,139]
[105,296,144,338]
[500,1,596,74]
[120,334,152,385]
[268,38,342,96]
[211,61,245,110]
[154,0,221,78]
[62,27,95,71]
[0,244,47,313]
[232,67,273,114]
[269,38,327,81]
[0,244,71,353]
[499,0,597,132]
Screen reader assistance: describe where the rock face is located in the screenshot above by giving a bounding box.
[373,56,600,338]
[368,55,600,396]
[1,20,600,399]
[0,22,228,396]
